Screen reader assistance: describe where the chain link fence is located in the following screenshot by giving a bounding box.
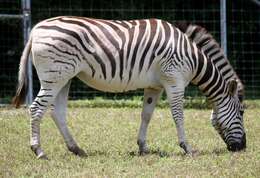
[0,0,259,103]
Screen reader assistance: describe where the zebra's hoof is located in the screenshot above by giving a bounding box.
[139,149,150,156]
[185,149,199,157]
[37,153,49,160]
[31,145,48,159]
[68,146,87,157]
[137,140,149,156]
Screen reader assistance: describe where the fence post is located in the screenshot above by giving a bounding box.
[22,0,33,105]
[220,0,227,56]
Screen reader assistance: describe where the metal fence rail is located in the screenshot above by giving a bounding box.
[0,0,32,104]
[0,0,259,104]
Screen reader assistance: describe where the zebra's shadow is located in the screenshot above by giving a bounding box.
[127,147,228,158]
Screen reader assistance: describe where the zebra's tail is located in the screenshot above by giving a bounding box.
[12,36,32,108]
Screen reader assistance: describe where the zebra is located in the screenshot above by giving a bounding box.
[175,22,246,144]
[12,16,246,159]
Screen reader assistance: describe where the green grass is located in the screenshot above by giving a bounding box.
[67,97,260,109]
[0,105,260,177]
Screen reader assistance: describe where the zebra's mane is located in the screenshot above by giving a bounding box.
[175,22,244,101]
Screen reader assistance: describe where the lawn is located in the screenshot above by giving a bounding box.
[0,104,260,177]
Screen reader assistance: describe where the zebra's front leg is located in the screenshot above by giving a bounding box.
[137,88,162,155]
[51,81,86,157]
[164,84,193,155]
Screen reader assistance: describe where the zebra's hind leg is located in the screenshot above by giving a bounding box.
[51,80,86,157]
[29,82,67,159]
[137,88,162,155]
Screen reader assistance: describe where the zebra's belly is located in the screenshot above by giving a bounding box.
[77,71,162,93]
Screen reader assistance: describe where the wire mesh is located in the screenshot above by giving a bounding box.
[228,0,260,99]
[0,0,23,103]
[30,0,221,100]
[0,0,259,103]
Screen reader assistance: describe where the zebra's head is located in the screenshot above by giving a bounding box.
[211,79,246,152]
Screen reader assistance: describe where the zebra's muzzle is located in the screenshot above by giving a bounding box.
[227,133,246,152]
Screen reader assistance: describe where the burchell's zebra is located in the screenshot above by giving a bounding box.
[13,16,246,159]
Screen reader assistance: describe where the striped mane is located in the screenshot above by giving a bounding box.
[175,22,244,101]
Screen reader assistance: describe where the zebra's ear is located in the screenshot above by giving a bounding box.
[228,79,238,96]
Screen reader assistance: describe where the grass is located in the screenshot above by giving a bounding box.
[0,103,260,177]
[67,97,260,109]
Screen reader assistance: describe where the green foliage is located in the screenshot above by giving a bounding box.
[68,98,260,109]
[0,108,260,177]
[68,97,211,109]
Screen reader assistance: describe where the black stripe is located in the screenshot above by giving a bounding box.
[192,51,204,82]
[35,42,77,66]
[37,94,53,98]
[42,80,56,83]
[126,26,135,68]
[44,70,60,73]
[183,35,193,71]
[208,49,220,59]
[39,36,82,61]
[146,20,160,71]
[84,18,120,50]
[39,34,96,77]
[35,100,46,107]
[128,20,147,81]
[202,67,219,93]
[204,43,217,54]
[150,23,162,62]
[53,60,76,70]
[222,68,232,77]
[176,30,183,64]
[189,41,197,71]
[218,61,228,71]
[98,20,125,80]
[189,27,201,40]
[157,21,171,56]
[197,36,211,47]
[92,54,106,79]
[59,18,116,79]
[212,55,224,64]
[36,25,92,54]
[205,76,221,98]
[40,89,52,91]
[138,22,152,73]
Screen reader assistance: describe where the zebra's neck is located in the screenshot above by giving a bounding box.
[176,23,244,101]
[192,49,227,104]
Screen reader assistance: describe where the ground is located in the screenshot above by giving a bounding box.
[0,105,259,177]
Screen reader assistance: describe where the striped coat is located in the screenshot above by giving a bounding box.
[13,17,246,159]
